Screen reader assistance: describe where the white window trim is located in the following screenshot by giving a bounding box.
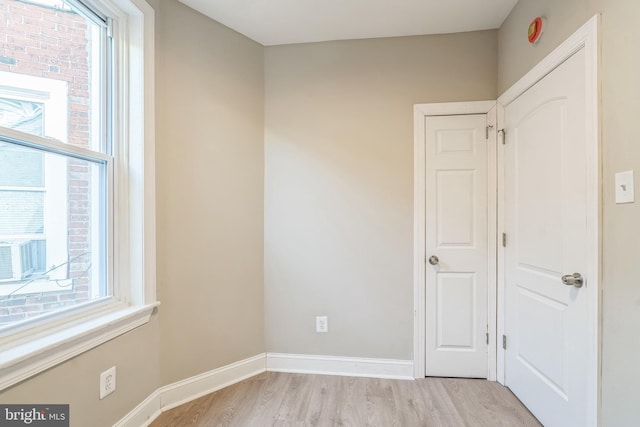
[0,0,156,391]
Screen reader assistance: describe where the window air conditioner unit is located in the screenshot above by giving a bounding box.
[0,241,35,282]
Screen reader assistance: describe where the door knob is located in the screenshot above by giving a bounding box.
[428,255,439,266]
[561,272,584,288]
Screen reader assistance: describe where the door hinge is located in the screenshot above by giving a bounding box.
[486,332,489,345]
[502,335,507,350]
[106,17,113,39]
[498,129,506,144]
[502,233,507,247]
[486,125,494,140]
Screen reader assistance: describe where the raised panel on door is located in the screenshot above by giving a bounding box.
[425,114,488,378]
[436,272,476,349]
[437,170,475,247]
[516,288,569,399]
[515,100,565,275]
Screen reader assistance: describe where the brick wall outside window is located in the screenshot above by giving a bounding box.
[0,0,94,325]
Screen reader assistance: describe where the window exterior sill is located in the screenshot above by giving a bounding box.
[0,279,74,297]
[0,302,159,391]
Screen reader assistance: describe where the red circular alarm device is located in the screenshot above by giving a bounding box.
[528,17,545,44]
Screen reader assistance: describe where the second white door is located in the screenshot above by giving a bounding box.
[503,47,590,427]
[425,114,489,378]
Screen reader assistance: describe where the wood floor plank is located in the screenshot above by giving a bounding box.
[252,370,294,422]
[273,374,313,423]
[440,378,541,427]
[149,372,542,427]
[302,373,338,426]
[419,378,468,427]
[389,377,432,426]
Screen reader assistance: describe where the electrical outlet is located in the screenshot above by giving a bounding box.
[99,366,116,399]
[316,316,328,333]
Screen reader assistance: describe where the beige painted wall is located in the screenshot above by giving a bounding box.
[264,31,497,359]
[0,317,161,427]
[499,1,640,424]
[154,0,265,384]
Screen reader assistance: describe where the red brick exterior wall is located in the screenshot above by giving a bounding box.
[0,0,93,325]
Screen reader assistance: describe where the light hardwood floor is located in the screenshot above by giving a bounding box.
[149,372,541,426]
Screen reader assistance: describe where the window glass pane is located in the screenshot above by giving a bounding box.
[0,143,44,187]
[0,191,44,235]
[0,0,106,154]
[0,142,107,328]
[0,98,44,136]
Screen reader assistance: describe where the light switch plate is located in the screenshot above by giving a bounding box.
[615,170,634,204]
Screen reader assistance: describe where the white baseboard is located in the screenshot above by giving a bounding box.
[114,353,266,427]
[113,389,162,427]
[114,352,413,426]
[266,353,414,380]
[158,353,266,412]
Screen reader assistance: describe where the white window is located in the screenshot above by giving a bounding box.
[0,0,156,390]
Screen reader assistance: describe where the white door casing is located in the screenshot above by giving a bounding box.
[413,101,497,380]
[425,114,488,378]
[499,15,600,427]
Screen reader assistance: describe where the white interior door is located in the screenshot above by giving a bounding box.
[425,114,488,378]
[504,48,590,426]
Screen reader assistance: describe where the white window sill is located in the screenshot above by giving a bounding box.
[0,301,159,391]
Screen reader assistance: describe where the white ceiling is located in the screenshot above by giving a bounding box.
[178,0,519,46]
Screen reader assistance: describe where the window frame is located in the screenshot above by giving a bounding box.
[0,0,156,391]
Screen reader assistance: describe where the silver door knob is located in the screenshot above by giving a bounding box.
[428,256,439,266]
[561,272,584,288]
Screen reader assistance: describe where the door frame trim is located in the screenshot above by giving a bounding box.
[496,14,601,426]
[413,100,498,380]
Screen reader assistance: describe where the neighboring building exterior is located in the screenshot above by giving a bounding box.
[0,0,94,325]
